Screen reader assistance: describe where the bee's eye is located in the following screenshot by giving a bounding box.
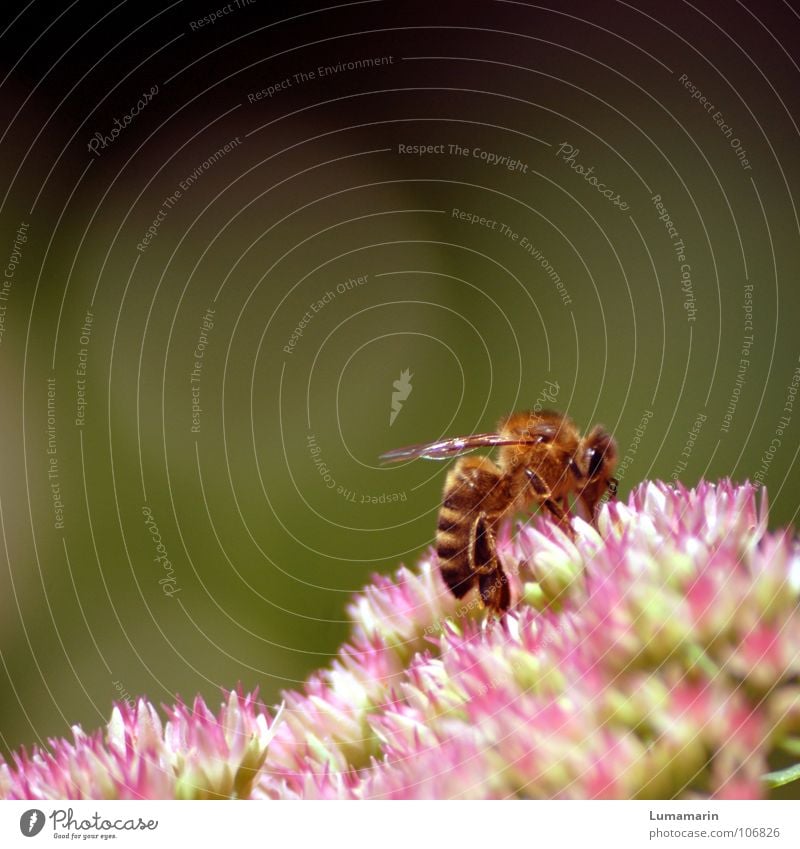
[587,448,604,478]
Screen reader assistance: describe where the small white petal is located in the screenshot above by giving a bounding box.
[107,707,125,754]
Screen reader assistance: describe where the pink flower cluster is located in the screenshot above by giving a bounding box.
[2,480,799,799]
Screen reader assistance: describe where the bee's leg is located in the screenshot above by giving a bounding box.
[469,513,510,614]
[525,469,575,538]
[543,498,575,539]
[478,569,510,616]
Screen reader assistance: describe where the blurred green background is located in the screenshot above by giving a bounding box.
[0,0,798,756]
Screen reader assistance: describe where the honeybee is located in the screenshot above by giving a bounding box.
[380,410,618,614]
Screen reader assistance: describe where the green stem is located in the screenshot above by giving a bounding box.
[762,762,800,789]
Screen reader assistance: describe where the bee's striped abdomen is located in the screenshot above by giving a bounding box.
[435,503,475,599]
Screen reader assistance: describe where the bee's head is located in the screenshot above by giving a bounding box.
[581,425,618,483]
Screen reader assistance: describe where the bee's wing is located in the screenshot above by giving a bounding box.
[379,425,557,463]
